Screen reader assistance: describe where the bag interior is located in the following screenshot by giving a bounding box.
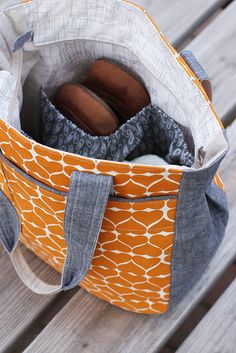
[0,0,228,169]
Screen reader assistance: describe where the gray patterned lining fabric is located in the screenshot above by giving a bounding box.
[40,88,194,166]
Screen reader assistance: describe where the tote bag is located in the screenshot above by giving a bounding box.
[0,0,228,314]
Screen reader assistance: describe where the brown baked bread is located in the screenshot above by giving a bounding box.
[53,83,119,136]
[83,59,151,121]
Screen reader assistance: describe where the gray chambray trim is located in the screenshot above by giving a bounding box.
[62,171,113,290]
[13,30,34,52]
[0,189,20,254]
[109,194,177,202]
[181,50,210,83]
[170,155,229,307]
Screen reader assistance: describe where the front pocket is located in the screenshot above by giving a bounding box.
[1,154,177,314]
[81,197,176,314]
[1,155,67,271]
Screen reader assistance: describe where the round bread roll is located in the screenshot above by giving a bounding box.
[83,59,151,121]
[53,83,119,136]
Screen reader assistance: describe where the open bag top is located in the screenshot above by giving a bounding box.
[0,0,228,192]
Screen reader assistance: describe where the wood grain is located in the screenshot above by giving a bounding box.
[176,279,236,353]
[187,0,236,124]
[0,245,60,353]
[0,0,228,47]
[23,118,236,353]
[135,0,228,46]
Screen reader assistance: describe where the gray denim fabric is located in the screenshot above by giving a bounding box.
[170,155,229,307]
[181,51,210,83]
[63,171,113,290]
[13,30,34,52]
[0,171,113,291]
[0,189,20,254]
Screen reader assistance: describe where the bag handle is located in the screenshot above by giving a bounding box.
[181,50,213,101]
[0,171,113,294]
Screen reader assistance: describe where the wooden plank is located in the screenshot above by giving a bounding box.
[0,0,228,47]
[135,0,228,46]
[0,244,63,353]
[23,121,236,352]
[187,0,236,125]
[176,279,236,353]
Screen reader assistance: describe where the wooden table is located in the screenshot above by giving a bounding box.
[0,1,236,352]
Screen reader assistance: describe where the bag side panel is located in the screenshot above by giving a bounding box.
[170,157,229,307]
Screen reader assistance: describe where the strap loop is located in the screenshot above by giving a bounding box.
[0,172,113,295]
[181,50,213,101]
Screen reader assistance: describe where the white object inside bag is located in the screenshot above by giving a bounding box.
[126,155,168,166]
[0,0,228,169]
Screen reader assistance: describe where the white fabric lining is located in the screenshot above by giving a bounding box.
[0,0,228,169]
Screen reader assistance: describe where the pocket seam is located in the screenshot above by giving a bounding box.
[1,153,178,203]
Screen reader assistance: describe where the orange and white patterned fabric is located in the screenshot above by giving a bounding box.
[0,120,183,197]
[0,118,179,314]
[0,152,177,314]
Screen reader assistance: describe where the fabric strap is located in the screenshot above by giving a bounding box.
[181,50,213,101]
[0,171,113,294]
